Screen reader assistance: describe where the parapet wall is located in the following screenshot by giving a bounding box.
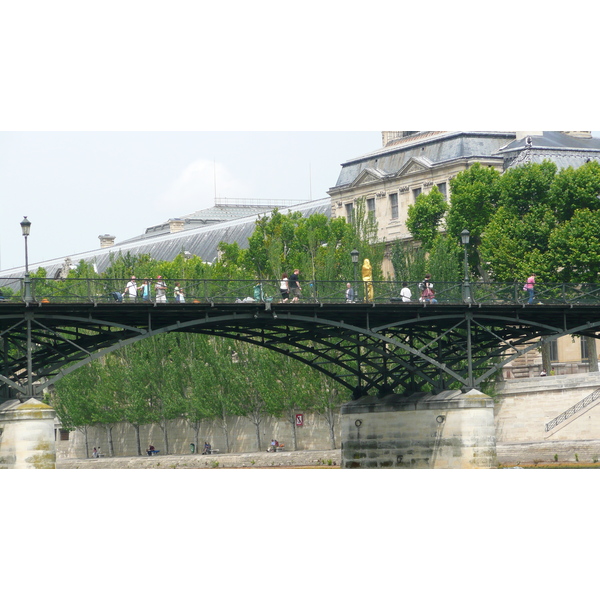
[54,373,600,466]
[341,390,497,469]
[494,372,600,443]
[494,372,600,463]
[56,412,341,459]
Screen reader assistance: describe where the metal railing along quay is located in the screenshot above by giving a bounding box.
[545,388,600,432]
[3,277,600,305]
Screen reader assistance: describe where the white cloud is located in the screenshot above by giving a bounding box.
[159,159,249,215]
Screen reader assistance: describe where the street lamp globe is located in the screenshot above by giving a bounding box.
[20,216,33,302]
[461,229,470,246]
[21,216,31,237]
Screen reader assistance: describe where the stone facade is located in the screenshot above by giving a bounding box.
[328,131,514,273]
[0,398,56,469]
[495,371,600,444]
[494,372,600,463]
[58,449,341,469]
[55,411,341,460]
[340,389,497,469]
[51,372,600,467]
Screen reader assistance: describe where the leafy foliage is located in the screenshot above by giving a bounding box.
[446,164,500,240]
[406,186,448,251]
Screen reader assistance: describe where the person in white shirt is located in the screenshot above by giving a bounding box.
[155,276,167,303]
[124,276,140,302]
[174,283,185,303]
[345,283,355,303]
[400,282,412,302]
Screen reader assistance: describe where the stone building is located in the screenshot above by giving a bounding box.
[328,131,514,250]
[328,131,600,259]
[328,131,600,377]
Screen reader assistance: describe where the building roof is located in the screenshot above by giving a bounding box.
[329,131,516,190]
[329,131,600,193]
[496,131,600,170]
[140,199,311,239]
[0,198,332,280]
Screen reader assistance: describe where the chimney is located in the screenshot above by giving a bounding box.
[99,234,115,248]
[169,219,185,234]
[516,131,543,140]
[561,131,592,139]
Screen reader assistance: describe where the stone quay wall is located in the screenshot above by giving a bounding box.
[54,372,600,467]
[341,390,497,469]
[494,371,600,464]
[58,449,341,469]
[56,412,340,460]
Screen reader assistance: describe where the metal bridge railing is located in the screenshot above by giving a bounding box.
[545,388,600,432]
[3,277,600,305]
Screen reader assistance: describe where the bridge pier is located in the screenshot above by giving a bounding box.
[341,389,497,468]
[0,398,56,469]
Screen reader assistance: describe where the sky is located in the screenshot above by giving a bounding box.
[3,128,600,271]
[0,131,382,270]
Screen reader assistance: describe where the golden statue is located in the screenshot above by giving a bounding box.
[362,258,374,302]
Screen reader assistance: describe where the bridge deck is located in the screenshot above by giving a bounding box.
[2,299,600,399]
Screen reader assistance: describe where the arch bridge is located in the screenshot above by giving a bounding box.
[2,277,600,401]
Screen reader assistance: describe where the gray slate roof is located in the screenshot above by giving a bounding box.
[329,131,516,190]
[0,198,331,280]
[496,131,600,170]
[329,131,600,192]
[141,200,308,239]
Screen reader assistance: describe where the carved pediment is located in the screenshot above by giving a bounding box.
[396,156,434,177]
[350,167,387,188]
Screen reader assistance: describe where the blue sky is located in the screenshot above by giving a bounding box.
[2,130,600,272]
[0,131,381,270]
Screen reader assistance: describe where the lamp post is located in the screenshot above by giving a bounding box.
[461,229,472,303]
[20,216,33,302]
[351,249,359,302]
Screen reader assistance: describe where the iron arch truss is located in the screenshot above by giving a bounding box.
[2,301,600,400]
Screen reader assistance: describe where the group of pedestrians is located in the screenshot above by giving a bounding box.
[123,271,540,305]
[397,273,538,304]
[279,269,302,303]
[123,275,185,303]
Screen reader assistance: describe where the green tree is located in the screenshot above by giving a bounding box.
[445,164,502,276]
[308,372,347,449]
[497,161,557,214]
[228,343,280,451]
[546,209,600,282]
[52,362,103,458]
[112,347,155,456]
[427,234,462,284]
[479,162,560,281]
[549,160,600,222]
[91,359,124,457]
[390,240,427,284]
[132,336,186,454]
[406,186,448,251]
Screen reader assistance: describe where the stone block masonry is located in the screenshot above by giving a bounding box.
[0,398,56,469]
[58,449,341,469]
[341,389,497,469]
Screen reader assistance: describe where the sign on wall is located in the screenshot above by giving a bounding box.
[295,414,304,427]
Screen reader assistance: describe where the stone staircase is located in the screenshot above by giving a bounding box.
[503,350,542,379]
[545,387,600,437]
